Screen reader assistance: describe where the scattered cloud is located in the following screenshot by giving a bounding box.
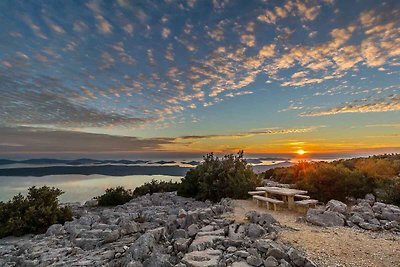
[300,95,400,117]
[0,126,174,153]
[365,123,400,128]
[240,34,256,47]
[178,126,323,140]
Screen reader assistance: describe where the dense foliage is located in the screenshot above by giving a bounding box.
[132,179,180,197]
[96,186,134,206]
[0,186,72,238]
[96,180,180,206]
[178,151,262,202]
[262,154,400,204]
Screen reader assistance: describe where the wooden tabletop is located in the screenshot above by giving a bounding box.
[255,186,308,196]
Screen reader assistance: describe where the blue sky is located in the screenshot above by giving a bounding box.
[0,0,399,157]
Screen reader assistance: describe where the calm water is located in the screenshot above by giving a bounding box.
[0,174,183,203]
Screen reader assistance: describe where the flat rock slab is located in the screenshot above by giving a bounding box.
[181,249,222,267]
[189,235,224,251]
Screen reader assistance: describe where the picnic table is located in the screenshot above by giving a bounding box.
[255,186,308,210]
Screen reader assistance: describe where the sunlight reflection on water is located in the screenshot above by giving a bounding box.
[0,174,182,203]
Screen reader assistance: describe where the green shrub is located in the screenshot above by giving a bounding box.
[96,186,134,206]
[97,180,180,206]
[132,179,180,197]
[262,154,400,204]
[178,151,262,202]
[377,178,400,206]
[0,186,72,238]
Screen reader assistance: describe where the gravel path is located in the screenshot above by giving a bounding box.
[230,199,400,267]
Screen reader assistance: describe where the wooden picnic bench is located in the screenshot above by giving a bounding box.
[248,191,266,196]
[294,194,310,200]
[255,186,308,210]
[253,195,284,211]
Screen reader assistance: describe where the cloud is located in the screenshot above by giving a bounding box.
[258,0,321,24]
[123,23,134,35]
[178,126,322,140]
[162,27,171,38]
[257,10,278,24]
[206,22,225,41]
[258,44,276,58]
[96,15,113,34]
[0,91,154,127]
[0,126,174,153]
[225,91,253,97]
[300,95,400,117]
[365,123,400,128]
[0,71,154,128]
[295,0,320,21]
[240,34,256,47]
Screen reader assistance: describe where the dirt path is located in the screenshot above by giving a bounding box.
[229,199,400,267]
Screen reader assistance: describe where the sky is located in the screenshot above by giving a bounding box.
[0,0,399,159]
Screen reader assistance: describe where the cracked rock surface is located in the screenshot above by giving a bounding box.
[0,192,317,267]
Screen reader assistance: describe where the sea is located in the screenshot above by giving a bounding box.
[0,156,347,203]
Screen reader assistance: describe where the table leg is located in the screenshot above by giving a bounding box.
[288,196,295,210]
[281,195,288,208]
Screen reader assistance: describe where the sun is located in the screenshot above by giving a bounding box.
[296,149,306,155]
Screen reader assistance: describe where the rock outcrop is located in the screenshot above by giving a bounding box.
[306,209,345,227]
[0,192,316,267]
[305,194,400,233]
[347,195,400,231]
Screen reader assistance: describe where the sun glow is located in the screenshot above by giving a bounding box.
[296,149,306,155]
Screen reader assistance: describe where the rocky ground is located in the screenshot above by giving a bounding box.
[232,199,400,267]
[0,192,317,267]
[306,194,400,232]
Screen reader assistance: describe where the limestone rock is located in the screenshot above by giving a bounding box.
[46,224,65,236]
[325,200,347,214]
[246,223,266,238]
[84,199,98,207]
[174,238,191,252]
[232,262,252,267]
[104,229,120,243]
[364,194,376,205]
[228,223,246,240]
[264,256,279,267]
[127,232,156,261]
[245,211,277,226]
[174,229,189,239]
[306,208,345,227]
[143,253,172,267]
[189,235,224,251]
[188,224,200,237]
[246,255,263,266]
[181,249,222,267]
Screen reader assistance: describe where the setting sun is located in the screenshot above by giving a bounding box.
[296,149,306,155]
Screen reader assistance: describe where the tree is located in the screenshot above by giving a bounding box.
[178,151,262,202]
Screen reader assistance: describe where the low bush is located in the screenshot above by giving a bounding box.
[0,186,72,238]
[96,180,180,206]
[132,179,180,197]
[262,154,400,204]
[96,186,134,206]
[178,151,262,202]
[378,178,400,206]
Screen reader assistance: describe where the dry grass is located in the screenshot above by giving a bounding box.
[229,199,400,267]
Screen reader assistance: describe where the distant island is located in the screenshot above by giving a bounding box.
[0,158,151,166]
[0,164,190,177]
[0,157,291,176]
